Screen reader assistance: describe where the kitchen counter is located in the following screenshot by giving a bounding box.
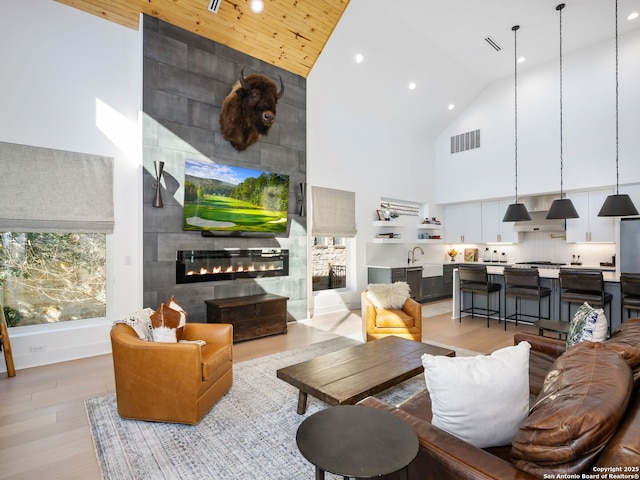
[482,265,619,283]
[366,263,444,278]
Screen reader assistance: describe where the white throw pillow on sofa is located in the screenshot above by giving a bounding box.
[422,341,531,448]
[367,282,410,309]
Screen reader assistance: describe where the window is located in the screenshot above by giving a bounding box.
[312,237,348,291]
[0,232,106,327]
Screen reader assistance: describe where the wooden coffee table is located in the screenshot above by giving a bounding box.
[277,335,456,414]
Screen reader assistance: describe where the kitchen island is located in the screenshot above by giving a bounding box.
[453,264,623,332]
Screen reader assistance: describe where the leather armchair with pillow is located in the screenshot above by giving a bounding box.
[111,322,233,424]
[362,291,422,342]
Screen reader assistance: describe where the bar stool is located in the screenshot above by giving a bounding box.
[559,268,612,325]
[458,264,502,328]
[620,272,640,321]
[1,304,16,377]
[503,267,552,326]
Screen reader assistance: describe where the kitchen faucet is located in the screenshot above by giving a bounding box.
[409,246,425,264]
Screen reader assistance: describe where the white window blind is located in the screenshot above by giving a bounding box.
[0,142,114,233]
[311,186,357,237]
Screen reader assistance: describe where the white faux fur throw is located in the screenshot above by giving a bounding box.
[367,282,410,309]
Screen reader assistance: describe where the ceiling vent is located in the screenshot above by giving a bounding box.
[484,36,502,52]
[450,129,481,154]
[208,0,222,14]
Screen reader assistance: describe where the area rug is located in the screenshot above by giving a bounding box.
[86,336,434,480]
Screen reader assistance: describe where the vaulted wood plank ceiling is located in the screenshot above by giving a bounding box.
[55,0,350,78]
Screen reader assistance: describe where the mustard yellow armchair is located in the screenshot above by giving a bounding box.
[110,322,233,424]
[361,291,423,342]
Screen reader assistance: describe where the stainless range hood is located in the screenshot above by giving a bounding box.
[513,195,566,232]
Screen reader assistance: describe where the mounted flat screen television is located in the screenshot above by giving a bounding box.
[183,159,289,236]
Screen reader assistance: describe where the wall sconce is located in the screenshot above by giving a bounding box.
[298,182,306,217]
[153,161,164,208]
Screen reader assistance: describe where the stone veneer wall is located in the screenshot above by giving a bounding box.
[142,16,307,322]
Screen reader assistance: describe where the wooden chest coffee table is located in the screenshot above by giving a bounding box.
[277,335,455,414]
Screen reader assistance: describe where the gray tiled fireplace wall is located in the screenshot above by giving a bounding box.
[142,16,307,322]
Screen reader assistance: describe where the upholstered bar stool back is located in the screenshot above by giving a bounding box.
[458,264,502,329]
[559,269,613,324]
[620,273,640,321]
[504,267,552,327]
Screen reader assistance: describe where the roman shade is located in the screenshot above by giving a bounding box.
[0,142,114,233]
[311,186,356,237]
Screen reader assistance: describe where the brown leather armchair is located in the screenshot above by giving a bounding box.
[110,322,233,424]
[362,291,422,342]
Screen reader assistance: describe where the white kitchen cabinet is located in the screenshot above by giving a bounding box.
[481,200,520,243]
[565,190,614,243]
[444,203,482,243]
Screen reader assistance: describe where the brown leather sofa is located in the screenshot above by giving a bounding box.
[362,291,422,342]
[359,318,640,479]
[111,322,233,424]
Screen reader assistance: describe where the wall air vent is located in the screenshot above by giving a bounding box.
[208,0,222,14]
[484,36,502,52]
[450,129,481,154]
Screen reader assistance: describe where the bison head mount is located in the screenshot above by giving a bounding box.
[219,67,284,152]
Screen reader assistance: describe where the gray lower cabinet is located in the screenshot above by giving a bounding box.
[406,268,422,301]
[443,264,456,297]
[421,264,456,302]
[367,267,422,301]
[368,267,406,284]
[422,276,444,301]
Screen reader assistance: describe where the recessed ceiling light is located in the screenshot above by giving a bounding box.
[355,53,364,63]
[517,56,526,63]
[448,104,455,111]
[250,0,264,13]
[629,12,639,20]
[409,82,417,90]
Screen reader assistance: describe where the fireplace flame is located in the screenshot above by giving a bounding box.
[186,263,281,276]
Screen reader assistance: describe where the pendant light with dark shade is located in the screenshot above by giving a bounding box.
[547,3,579,220]
[598,0,639,217]
[503,25,531,222]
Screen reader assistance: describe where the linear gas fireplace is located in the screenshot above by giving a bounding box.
[176,249,289,284]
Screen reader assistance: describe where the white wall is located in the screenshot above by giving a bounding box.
[435,28,640,204]
[307,4,435,314]
[0,1,142,370]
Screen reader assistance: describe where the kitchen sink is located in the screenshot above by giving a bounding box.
[418,263,444,277]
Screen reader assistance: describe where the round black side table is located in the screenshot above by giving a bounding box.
[296,405,419,480]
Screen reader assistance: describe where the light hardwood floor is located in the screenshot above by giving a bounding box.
[0,300,540,480]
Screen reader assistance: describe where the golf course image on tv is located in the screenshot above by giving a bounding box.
[183,159,289,234]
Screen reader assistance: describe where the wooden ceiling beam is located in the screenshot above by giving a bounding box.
[54,0,350,77]
[56,0,140,30]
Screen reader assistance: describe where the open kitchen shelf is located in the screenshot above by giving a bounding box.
[372,220,444,243]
